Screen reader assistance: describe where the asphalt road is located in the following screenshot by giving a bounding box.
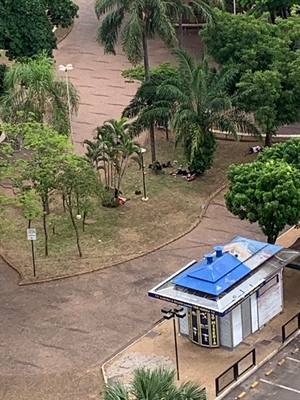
[223,334,300,400]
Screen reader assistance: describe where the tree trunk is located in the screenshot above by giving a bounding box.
[142,29,156,162]
[267,235,276,244]
[62,194,66,212]
[82,210,86,232]
[142,30,150,81]
[67,195,82,258]
[45,194,50,215]
[265,132,272,147]
[178,15,183,49]
[166,125,169,141]
[42,200,49,256]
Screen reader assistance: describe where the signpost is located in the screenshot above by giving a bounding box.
[27,228,36,277]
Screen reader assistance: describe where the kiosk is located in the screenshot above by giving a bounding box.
[148,236,299,349]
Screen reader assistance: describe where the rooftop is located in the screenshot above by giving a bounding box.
[148,236,299,316]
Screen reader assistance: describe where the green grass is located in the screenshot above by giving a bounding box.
[0,131,260,283]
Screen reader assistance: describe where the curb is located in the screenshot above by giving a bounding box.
[2,183,228,286]
[101,319,166,384]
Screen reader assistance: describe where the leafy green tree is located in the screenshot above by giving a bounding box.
[225,160,300,243]
[4,120,73,256]
[136,49,259,174]
[200,11,281,73]
[57,155,103,257]
[85,118,141,204]
[257,137,300,172]
[0,0,78,60]
[95,0,178,162]
[0,53,80,136]
[237,0,295,23]
[102,367,207,400]
[201,11,300,146]
[123,63,180,140]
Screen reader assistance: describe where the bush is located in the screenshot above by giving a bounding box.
[187,133,217,174]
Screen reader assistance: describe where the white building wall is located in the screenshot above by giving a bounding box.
[232,305,243,347]
[178,307,189,336]
[250,293,259,333]
[219,312,233,348]
[258,276,282,328]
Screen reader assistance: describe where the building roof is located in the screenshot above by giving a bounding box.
[148,236,299,316]
[173,252,251,296]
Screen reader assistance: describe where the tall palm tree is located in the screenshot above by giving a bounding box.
[137,49,260,173]
[95,0,179,162]
[0,53,80,136]
[103,367,207,400]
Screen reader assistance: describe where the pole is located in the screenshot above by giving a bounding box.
[28,220,36,277]
[65,70,73,145]
[233,0,236,14]
[141,151,148,201]
[173,317,180,381]
[31,240,36,277]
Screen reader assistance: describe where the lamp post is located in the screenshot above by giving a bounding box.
[161,306,186,381]
[59,64,74,144]
[140,148,148,201]
[233,0,236,14]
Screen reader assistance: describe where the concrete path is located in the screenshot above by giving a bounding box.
[1,1,299,399]
[0,190,266,400]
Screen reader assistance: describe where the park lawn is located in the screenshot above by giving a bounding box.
[0,131,259,284]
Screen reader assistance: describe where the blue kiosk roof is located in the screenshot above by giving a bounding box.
[173,253,251,296]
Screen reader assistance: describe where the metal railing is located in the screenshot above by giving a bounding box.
[282,312,300,343]
[215,348,256,396]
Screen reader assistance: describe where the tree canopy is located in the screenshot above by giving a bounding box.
[0,0,79,59]
[225,160,300,243]
[103,367,207,400]
[201,11,300,145]
[126,49,259,174]
[0,53,79,136]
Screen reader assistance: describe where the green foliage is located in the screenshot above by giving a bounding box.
[133,49,259,173]
[237,0,295,20]
[122,62,179,83]
[257,138,300,169]
[57,155,104,256]
[0,65,6,96]
[44,0,79,28]
[95,0,177,67]
[0,53,80,136]
[0,0,78,59]
[103,367,207,400]
[201,12,300,145]
[3,120,73,255]
[225,160,300,243]
[187,131,217,174]
[84,118,141,202]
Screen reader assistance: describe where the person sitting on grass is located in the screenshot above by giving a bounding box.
[245,145,263,156]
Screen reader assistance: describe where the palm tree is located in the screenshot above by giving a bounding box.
[102,367,207,400]
[137,49,260,174]
[84,118,141,202]
[0,53,80,136]
[95,0,178,162]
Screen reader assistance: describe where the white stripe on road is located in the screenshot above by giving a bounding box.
[287,356,300,364]
[260,379,300,394]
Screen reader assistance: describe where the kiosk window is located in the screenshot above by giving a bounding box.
[257,274,279,297]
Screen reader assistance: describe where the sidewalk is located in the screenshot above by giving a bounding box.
[102,229,300,400]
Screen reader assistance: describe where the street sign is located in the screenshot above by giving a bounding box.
[27,228,37,241]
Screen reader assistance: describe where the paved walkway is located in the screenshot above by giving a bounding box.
[1,2,300,400]
[1,189,268,400]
